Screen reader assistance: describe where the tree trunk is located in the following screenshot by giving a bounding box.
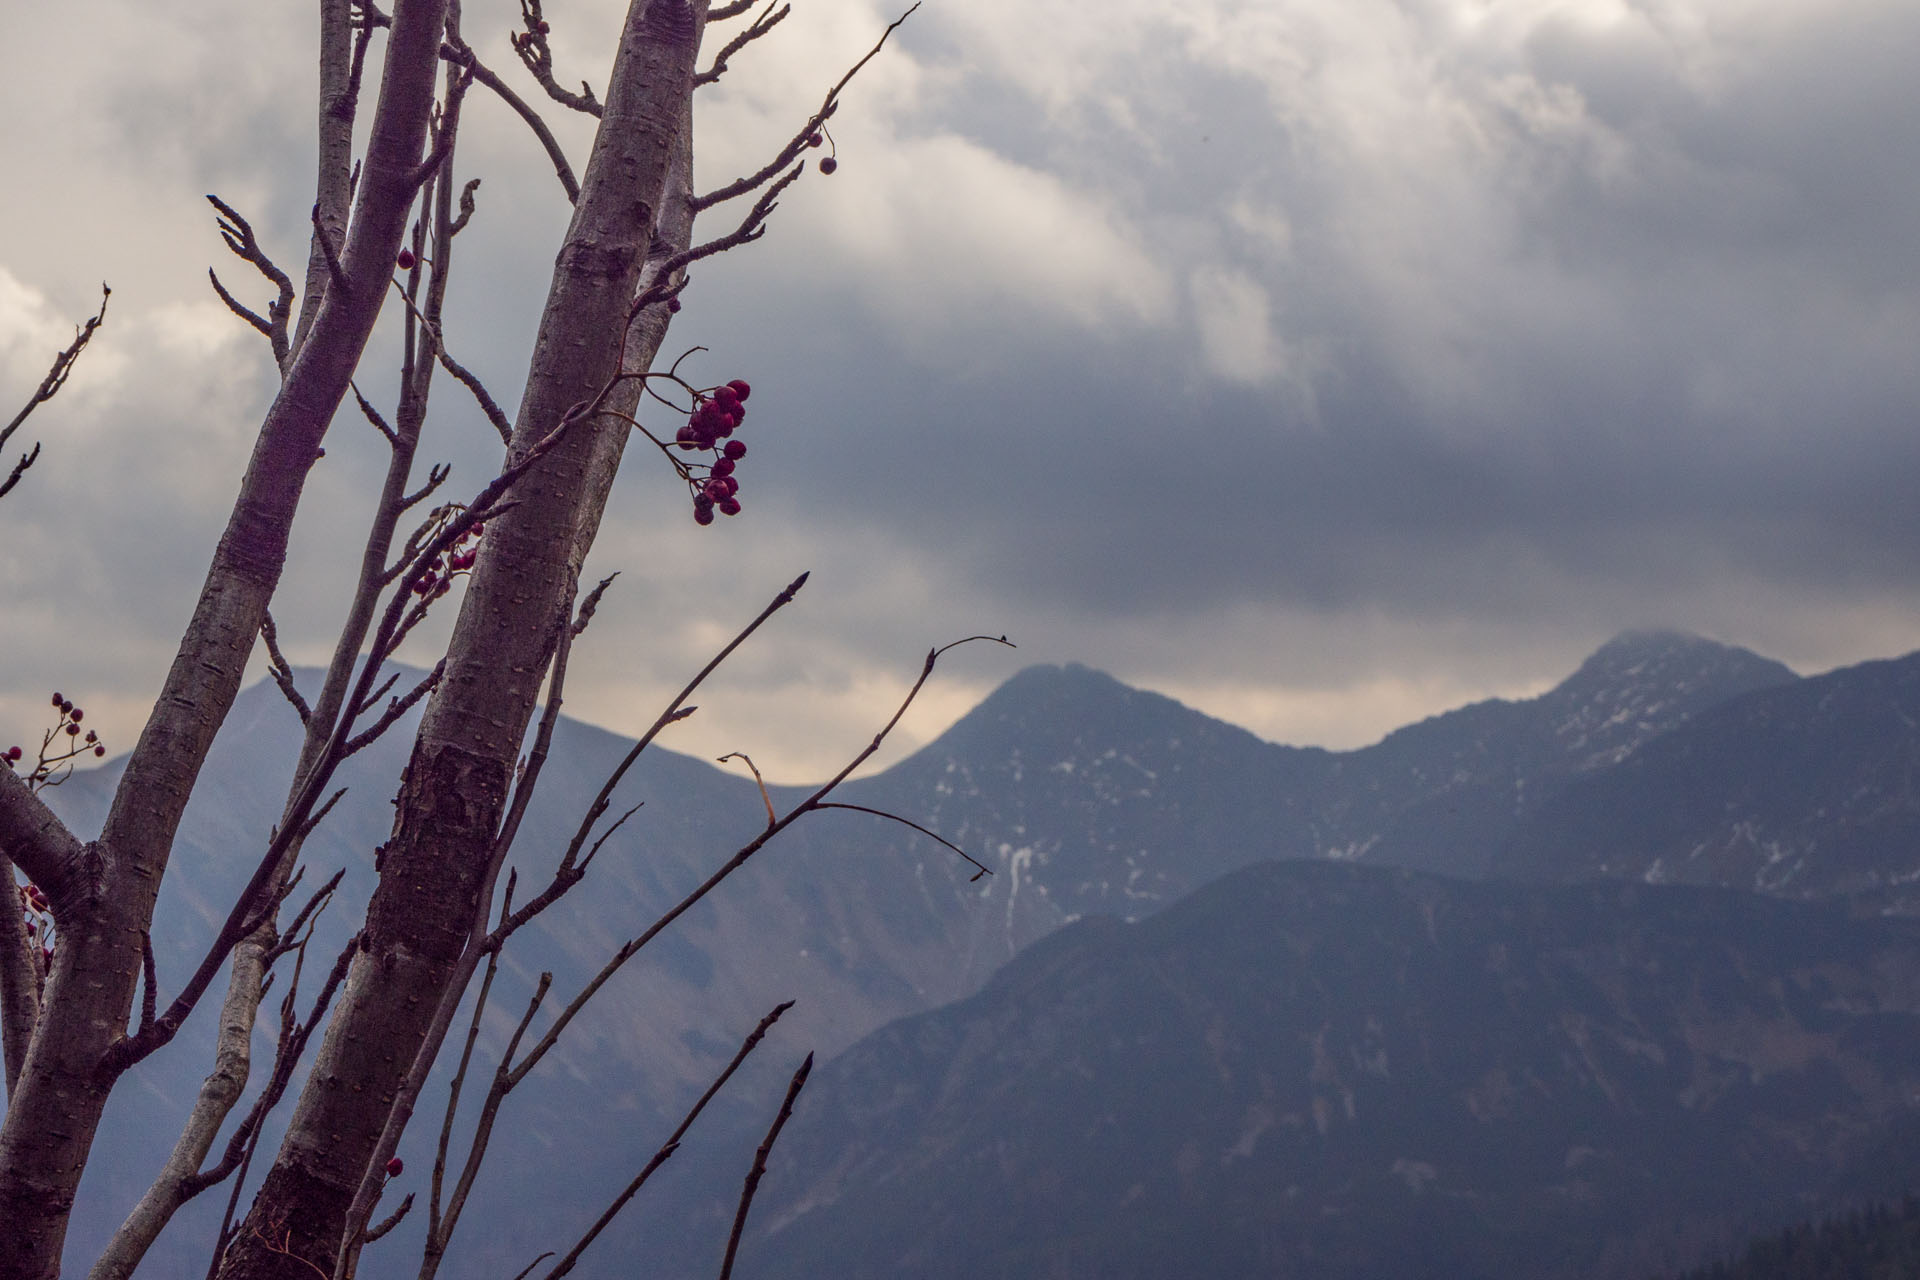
[214,4,705,1277]
[0,2,448,1274]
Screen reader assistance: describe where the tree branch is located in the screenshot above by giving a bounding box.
[206,196,295,373]
[444,40,580,203]
[534,1002,797,1280]
[509,0,602,117]
[0,766,91,909]
[718,1051,813,1280]
[692,4,917,213]
[260,614,312,725]
[694,2,788,88]
[1,283,110,501]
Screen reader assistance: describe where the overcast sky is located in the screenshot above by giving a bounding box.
[4,0,1918,781]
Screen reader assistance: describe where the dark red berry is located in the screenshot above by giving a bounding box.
[65,724,80,737]
[536,19,550,33]
[60,700,72,715]
[718,497,741,516]
[51,692,62,707]
[807,132,824,148]
[667,296,682,313]
[397,248,417,271]
[68,708,82,723]
[818,157,837,175]
[693,505,715,526]
[711,457,735,478]
[5,746,20,761]
[93,746,105,758]
[675,424,701,451]
[84,729,96,743]
[386,1156,405,1177]
[727,379,752,402]
[723,440,746,460]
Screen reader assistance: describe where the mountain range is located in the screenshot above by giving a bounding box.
[36,628,1920,1276]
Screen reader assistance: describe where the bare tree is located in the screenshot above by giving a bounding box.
[0,3,967,1279]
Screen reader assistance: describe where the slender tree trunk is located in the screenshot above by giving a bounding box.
[214,4,705,1277]
[0,853,39,1096]
[0,3,448,1274]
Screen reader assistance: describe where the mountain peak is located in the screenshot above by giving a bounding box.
[1542,630,1798,768]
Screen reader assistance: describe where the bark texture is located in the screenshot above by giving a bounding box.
[0,2,449,1273]
[213,4,705,1277]
[0,853,39,1096]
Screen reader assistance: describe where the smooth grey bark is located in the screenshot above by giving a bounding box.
[85,936,268,1280]
[0,2,449,1274]
[214,4,705,1277]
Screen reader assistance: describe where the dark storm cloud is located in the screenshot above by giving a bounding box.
[6,0,1920,771]
[692,0,1920,644]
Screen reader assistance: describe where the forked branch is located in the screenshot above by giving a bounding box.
[692,4,918,213]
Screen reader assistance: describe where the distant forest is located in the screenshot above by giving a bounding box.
[1672,1197,1920,1280]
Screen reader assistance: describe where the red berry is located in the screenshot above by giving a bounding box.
[693,505,715,526]
[723,440,746,460]
[69,708,82,722]
[386,1156,405,1177]
[60,700,72,715]
[712,384,739,408]
[93,746,105,758]
[66,724,80,737]
[667,296,682,313]
[397,248,417,271]
[818,157,837,175]
[807,133,824,148]
[50,693,62,707]
[718,497,741,516]
[726,379,752,402]
[5,746,20,760]
[711,457,735,478]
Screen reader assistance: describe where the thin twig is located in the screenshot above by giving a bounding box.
[206,196,295,371]
[350,382,400,446]
[815,803,994,881]
[446,42,580,203]
[636,165,803,316]
[438,348,513,442]
[341,660,443,759]
[718,1052,813,1280]
[695,2,789,88]
[692,4,917,213]
[260,614,313,724]
[716,753,777,827]
[510,0,603,116]
[488,573,810,949]
[535,1002,797,1280]
[2,284,110,500]
[361,1192,413,1245]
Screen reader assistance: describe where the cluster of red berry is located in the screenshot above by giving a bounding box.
[7,693,106,790]
[674,380,753,526]
[411,523,485,599]
[17,880,53,968]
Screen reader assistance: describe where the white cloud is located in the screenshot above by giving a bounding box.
[1189,265,1284,384]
